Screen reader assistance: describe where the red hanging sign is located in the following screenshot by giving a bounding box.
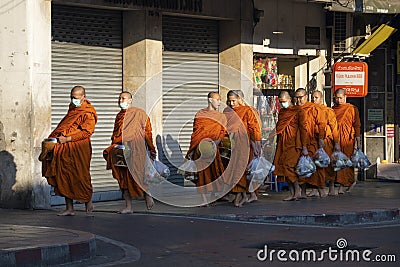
[332,62,368,97]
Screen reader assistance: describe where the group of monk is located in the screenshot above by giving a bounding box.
[273,88,361,201]
[186,90,262,207]
[40,85,361,216]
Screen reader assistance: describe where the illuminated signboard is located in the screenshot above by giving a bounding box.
[332,62,368,97]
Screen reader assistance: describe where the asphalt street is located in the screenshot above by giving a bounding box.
[0,208,398,267]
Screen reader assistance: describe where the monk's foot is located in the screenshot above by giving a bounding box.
[233,194,242,207]
[328,188,337,196]
[283,196,297,201]
[247,194,258,203]
[237,194,248,207]
[85,201,94,213]
[307,190,319,197]
[298,194,307,199]
[338,189,345,194]
[117,208,133,214]
[145,195,155,210]
[57,210,75,216]
[346,182,357,193]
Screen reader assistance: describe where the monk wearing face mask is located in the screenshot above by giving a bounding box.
[271,91,307,201]
[42,85,97,216]
[103,91,157,213]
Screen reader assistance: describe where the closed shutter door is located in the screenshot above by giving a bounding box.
[51,5,122,198]
[162,16,219,184]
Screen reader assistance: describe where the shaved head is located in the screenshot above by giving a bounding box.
[311,91,323,105]
[295,88,307,95]
[279,91,291,100]
[335,88,346,96]
[120,91,132,99]
[71,86,86,96]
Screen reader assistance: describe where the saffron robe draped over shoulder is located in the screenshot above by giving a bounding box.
[103,107,156,198]
[320,105,339,181]
[298,102,327,188]
[273,105,307,183]
[332,103,361,186]
[43,100,98,202]
[223,105,262,193]
[186,108,226,194]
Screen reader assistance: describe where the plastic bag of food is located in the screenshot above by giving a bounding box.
[144,155,164,185]
[331,151,353,171]
[177,159,198,181]
[312,148,331,168]
[153,160,170,177]
[246,156,275,192]
[351,150,371,169]
[295,155,316,178]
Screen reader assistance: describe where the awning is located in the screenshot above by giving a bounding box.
[352,24,397,55]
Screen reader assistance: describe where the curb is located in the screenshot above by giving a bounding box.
[0,225,96,267]
[135,208,400,226]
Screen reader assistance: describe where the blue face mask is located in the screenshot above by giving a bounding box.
[280,102,290,109]
[119,102,129,110]
[71,98,81,107]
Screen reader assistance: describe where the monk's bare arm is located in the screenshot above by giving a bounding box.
[353,106,362,149]
[145,117,156,158]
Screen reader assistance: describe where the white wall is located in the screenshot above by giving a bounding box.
[253,0,328,51]
[0,0,51,208]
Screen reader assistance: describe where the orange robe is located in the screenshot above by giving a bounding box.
[43,100,97,202]
[223,106,261,193]
[186,108,226,194]
[273,106,307,183]
[103,107,156,198]
[320,105,339,181]
[332,103,361,186]
[298,102,327,188]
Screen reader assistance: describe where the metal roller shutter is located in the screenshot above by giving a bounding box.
[162,16,219,185]
[51,5,122,199]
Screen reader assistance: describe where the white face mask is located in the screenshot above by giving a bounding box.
[71,98,81,107]
[280,102,290,109]
[119,102,129,110]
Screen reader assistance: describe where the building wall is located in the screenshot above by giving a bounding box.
[253,0,328,51]
[0,0,254,208]
[0,0,52,208]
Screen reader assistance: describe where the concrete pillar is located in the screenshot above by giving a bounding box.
[123,10,163,139]
[0,0,52,208]
[219,0,254,104]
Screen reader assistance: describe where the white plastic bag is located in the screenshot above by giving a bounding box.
[177,159,198,181]
[331,151,353,171]
[144,155,163,185]
[313,148,331,168]
[295,155,316,178]
[153,160,170,177]
[247,156,275,192]
[351,150,371,169]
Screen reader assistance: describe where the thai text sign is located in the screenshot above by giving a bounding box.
[333,62,368,97]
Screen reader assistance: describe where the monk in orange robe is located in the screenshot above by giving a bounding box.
[311,91,341,196]
[223,90,262,207]
[103,91,156,213]
[234,89,262,202]
[332,88,361,194]
[41,86,97,216]
[272,91,308,201]
[294,88,326,198]
[186,92,226,206]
